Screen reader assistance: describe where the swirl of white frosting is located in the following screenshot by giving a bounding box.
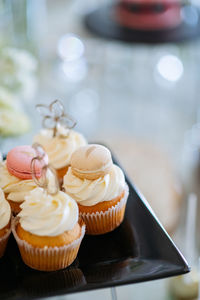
[0,188,11,229]
[19,187,78,236]
[0,162,37,203]
[63,164,125,206]
[33,127,87,169]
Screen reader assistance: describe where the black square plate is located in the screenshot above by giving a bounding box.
[0,157,189,300]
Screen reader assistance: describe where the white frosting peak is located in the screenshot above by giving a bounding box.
[63,165,125,206]
[0,162,37,203]
[19,188,79,236]
[0,162,36,202]
[33,127,87,169]
[0,188,11,229]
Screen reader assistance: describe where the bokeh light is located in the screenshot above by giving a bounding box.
[57,34,85,61]
[156,55,184,82]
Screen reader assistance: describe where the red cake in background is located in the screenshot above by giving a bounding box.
[115,0,182,30]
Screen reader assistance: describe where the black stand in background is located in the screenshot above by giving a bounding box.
[84,4,200,43]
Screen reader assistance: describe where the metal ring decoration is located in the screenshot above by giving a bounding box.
[31,143,59,195]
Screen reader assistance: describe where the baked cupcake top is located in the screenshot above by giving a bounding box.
[63,144,126,206]
[18,187,79,236]
[33,126,87,169]
[0,188,11,230]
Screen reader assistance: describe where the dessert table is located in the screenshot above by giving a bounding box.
[1,0,200,299]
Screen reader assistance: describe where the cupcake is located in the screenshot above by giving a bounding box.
[0,188,11,258]
[0,145,48,214]
[34,127,87,180]
[12,187,85,271]
[34,100,87,180]
[63,144,129,235]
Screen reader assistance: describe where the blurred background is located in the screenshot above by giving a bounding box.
[1,0,200,299]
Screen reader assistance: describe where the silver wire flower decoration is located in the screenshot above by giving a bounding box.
[36,100,77,138]
[31,143,59,195]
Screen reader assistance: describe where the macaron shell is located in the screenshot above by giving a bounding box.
[71,144,112,172]
[7,145,48,180]
[70,144,113,180]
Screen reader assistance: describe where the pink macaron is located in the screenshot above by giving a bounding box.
[6,145,48,180]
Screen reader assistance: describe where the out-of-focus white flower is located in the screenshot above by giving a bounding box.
[0,47,38,100]
[0,87,20,110]
[0,47,37,73]
[0,108,30,137]
[0,46,36,137]
[0,86,31,137]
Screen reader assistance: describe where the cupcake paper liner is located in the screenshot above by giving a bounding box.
[0,227,11,258]
[12,218,85,271]
[80,183,129,235]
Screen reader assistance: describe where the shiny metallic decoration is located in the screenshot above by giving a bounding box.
[31,143,59,195]
[36,99,77,137]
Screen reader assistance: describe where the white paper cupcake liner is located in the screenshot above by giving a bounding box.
[12,218,85,271]
[0,226,11,258]
[80,183,129,235]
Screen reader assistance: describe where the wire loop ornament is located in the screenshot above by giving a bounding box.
[36,100,77,138]
[31,143,59,195]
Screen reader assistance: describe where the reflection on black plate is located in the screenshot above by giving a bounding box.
[0,157,189,300]
[85,4,200,43]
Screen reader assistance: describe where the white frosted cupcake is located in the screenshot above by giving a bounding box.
[12,187,85,271]
[63,144,129,235]
[33,126,87,180]
[0,188,11,258]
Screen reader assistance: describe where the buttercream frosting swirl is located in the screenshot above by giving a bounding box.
[0,161,36,202]
[33,127,87,169]
[63,165,125,206]
[0,188,11,229]
[19,187,78,236]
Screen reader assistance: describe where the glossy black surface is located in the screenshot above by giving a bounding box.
[0,159,189,300]
[85,4,200,43]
